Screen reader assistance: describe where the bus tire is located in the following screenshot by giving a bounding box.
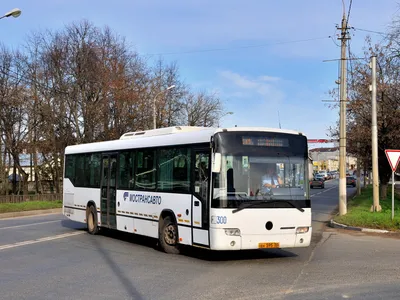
[159,216,180,254]
[87,205,99,235]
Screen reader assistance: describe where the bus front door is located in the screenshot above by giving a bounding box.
[192,149,210,247]
[100,154,117,229]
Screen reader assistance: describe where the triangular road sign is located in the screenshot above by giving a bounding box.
[385,149,400,172]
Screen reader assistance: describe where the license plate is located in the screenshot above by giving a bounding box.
[258,242,280,249]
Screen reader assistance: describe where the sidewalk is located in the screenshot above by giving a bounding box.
[0,208,62,219]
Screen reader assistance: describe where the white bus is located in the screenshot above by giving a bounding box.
[63,126,312,254]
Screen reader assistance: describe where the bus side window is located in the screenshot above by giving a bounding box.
[195,154,209,201]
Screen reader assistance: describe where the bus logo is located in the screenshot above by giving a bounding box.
[123,192,129,201]
[122,192,162,205]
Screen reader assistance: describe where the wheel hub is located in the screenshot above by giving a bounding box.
[164,225,176,245]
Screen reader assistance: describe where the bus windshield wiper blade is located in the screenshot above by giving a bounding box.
[232,200,271,214]
[232,200,304,214]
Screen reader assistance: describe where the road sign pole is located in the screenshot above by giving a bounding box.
[392,171,395,220]
[385,149,400,220]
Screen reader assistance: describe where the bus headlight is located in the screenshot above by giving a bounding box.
[296,227,309,234]
[224,228,241,236]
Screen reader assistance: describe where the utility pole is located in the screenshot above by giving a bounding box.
[356,142,361,195]
[370,55,381,212]
[338,10,349,216]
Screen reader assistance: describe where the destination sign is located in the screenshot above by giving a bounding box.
[242,136,289,147]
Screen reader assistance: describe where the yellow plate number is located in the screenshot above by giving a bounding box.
[258,242,280,249]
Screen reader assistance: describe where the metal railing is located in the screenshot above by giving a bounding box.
[0,193,62,204]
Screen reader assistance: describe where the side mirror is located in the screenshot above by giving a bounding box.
[212,152,222,173]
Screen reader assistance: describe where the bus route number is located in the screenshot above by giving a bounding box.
[212,215,227,224]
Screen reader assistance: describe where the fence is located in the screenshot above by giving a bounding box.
[0,193,62,204]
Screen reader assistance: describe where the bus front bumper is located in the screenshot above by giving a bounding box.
[209,227,312,251]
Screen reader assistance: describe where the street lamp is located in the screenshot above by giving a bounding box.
[153,85,175,129]
[0,8,22,20]
[218,111,234,127]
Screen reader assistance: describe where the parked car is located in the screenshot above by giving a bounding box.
[346,176,356,187]
[310,176,325,189]
[318,170,328,180]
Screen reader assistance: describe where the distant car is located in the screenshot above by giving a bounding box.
[310,176,325,189]
[346,176,356,187]
[318,171,328,180]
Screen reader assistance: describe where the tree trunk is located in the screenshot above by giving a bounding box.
[33,151,43,194]
[380,183,388,200]
[363,162,367,187]
[0,135,3,195]
[23,177,29,196]
[55,163,60,194]
[12,162,17,195]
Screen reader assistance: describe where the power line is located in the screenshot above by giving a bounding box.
[346,0,353,28]
[145,36,331,56]
[352,27,386,36]
[347,39,355,95]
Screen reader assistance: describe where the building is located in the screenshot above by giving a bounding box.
[309,147,357,172]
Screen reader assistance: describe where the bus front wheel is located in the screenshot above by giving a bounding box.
[87,205,99,235]
[159,216,180,254]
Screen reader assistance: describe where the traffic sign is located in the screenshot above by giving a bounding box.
[385,149,400,172]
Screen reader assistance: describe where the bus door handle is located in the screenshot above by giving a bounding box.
[194,201,200,207]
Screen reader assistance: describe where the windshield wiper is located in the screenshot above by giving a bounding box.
[232,199,304,214]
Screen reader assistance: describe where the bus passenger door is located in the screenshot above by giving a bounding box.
[192,149,210,247]
[100,154,117,229]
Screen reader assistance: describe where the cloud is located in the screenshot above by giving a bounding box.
[219,71,258,89]
[218,70,285,102]
[214,70,337,139]
[259,75,280,82]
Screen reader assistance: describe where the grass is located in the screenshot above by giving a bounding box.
[0,200,62,214]
[334,185,400,231]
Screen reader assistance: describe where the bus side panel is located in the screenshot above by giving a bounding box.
[63,180,101,224]
[74,187,101,223]
[116,215,135,234]
[63,179,77,221]
[116,191,193,245]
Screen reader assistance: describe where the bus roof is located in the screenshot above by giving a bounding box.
[65,126,304,155]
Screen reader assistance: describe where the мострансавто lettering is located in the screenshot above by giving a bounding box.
[123,192,161,205]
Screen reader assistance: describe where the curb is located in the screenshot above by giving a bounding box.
[329,219,391,233]
[0,208,62,220]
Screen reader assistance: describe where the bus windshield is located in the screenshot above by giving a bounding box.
[211,131,309,209]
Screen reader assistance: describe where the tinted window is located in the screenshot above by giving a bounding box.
[75,155,85,186]
[65,155,75,184]
[119,151,134,189]
[135,149,156,190]
[158,148,191,192]
[89,154,101,187]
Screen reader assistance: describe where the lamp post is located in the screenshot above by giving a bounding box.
[218,111,233,127]
[153,85,175,129]
[0,8,22,20]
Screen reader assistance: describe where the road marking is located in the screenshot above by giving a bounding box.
[310,185,337,198]
[0,220,60,230]
[0,231,84,251]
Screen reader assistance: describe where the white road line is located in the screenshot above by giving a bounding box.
[310,185,337,198]
[0,231,84,251]
[0,220,60,230]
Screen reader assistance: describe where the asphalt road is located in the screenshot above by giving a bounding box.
[1,180,400,300]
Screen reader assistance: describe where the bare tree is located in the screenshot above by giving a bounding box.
[180,90,223,127]
[328,34,400,199]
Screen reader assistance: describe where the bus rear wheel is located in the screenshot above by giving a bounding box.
[159,216,180,254]
[87,205,99,235]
